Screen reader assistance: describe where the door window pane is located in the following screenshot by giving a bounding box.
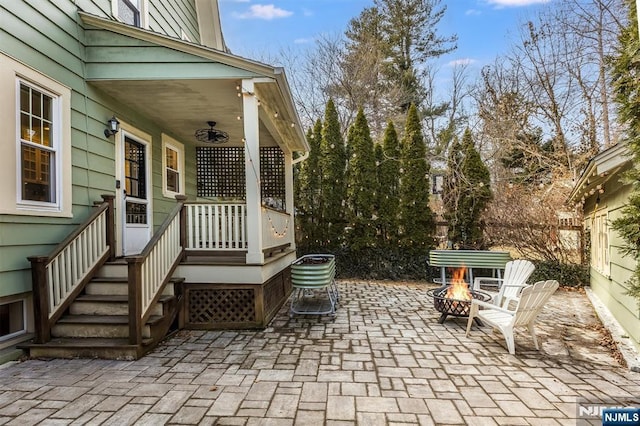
[124,137,146,199]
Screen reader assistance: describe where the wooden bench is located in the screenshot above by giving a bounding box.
[428,250,512,286]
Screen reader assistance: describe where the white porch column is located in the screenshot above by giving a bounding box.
[242,79,264,264]
[284,150,296,251]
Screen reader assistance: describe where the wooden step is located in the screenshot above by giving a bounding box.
[19,337,154,360]
[69,294,175,316]
[85,277,183,296]
[51,315,162,339]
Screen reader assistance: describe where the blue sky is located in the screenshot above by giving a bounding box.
[218,0,554,70]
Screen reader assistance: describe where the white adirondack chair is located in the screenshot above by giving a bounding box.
[473,259,535,308]
[465,280,559,355]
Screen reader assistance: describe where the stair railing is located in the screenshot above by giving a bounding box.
[128,195,186,346]
[28,195,116,343]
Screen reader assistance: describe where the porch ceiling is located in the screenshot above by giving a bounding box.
[80,12,308,153]
[90,78,279,148]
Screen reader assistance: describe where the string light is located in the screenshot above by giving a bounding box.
[264,209,289,237]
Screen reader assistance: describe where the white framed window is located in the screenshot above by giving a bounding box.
[112,0,149,29]
[0,52,71,217]
[591,210,610,276]
[18,81,58,206]
[162,134,185,198]
[0,299,27,342]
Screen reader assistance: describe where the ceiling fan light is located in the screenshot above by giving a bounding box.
[195,121,229,144]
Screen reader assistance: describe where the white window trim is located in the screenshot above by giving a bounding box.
[16,79,61,211]
[0,298,27,342]
[0,52,72,217]
[162,134,185,198]
[591,209,610,277]
[111,0,149,29]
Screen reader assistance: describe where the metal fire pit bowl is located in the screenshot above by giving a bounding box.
[426,285,492,324]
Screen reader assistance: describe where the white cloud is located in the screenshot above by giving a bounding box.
[447,58,477,67]
[302,8,314,17]
[465,9,482,15]
[233,4,293,20]
[485,0,551,6]
[294,38,313,44]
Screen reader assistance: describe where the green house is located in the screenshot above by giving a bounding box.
[569,143,640,355]
[0,0,309,359]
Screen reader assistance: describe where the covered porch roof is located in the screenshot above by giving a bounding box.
[79,12,308,154]
[568,143,632,205]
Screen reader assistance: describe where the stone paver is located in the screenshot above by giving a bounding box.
[0,281,639,425]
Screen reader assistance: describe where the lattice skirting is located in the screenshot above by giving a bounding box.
[183,268,291,329]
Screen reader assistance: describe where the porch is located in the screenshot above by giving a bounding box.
[22,196,296,360]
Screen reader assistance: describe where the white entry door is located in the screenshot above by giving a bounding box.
[117,133,151,255]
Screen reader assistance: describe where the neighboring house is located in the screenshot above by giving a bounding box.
[0,0,308,359]
[568,142,640,354]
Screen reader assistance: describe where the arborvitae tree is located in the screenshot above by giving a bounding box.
[319,99,347,250]
[376,121,401,246]
[445,128,492,248]
[296,120,323,248]
[610,0,640,302]
[442,136,463,244]
[399,104,435,251]
[345,108,377,250]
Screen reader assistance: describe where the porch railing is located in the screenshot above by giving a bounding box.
[128,196,186,345]
[262,207,292,251]
[184,203,247,251]
[28,195,116,343]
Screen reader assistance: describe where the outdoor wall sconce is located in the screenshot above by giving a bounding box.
[104,116,120,138]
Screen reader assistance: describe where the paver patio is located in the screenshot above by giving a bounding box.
[0,280,639,425]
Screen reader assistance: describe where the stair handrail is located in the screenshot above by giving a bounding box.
[28,195,116,343]
[127,195,187,346]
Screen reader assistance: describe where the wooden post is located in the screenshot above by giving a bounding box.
[176,195,187,260]
[102,194,116,261]
[127,256,143,346]
[27,255,51,344]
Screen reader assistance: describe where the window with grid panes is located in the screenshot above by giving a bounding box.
[19,82,56,203]
[591,210,610,276]
[165,146,180,193]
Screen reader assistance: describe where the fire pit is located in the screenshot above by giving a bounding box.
[426,285,491,324]
[426,267,491,324]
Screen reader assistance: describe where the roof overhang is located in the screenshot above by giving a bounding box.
[79,12,308,153]
[568,143,632,204]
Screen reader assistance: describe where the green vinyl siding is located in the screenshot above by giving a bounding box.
[584,168,640,353]
[0,0,204,300]
[150,0,200,42]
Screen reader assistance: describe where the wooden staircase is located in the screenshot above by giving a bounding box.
[23,195,188,360]
[21,260,184,360]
